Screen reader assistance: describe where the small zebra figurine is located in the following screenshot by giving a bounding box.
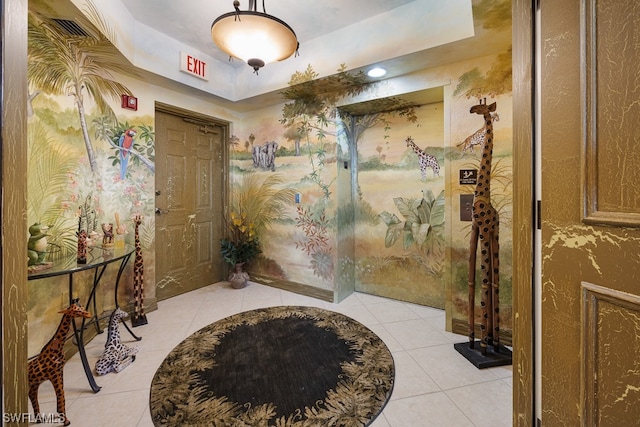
[95,307,139,375]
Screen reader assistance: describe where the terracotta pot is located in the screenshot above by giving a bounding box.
[229,262,249,289]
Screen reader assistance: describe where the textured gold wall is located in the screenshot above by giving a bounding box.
[2,0,29,422]
[541,0,640,425]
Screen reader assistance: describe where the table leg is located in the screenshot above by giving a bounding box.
[68,274,101,393]
[87,266,107,335]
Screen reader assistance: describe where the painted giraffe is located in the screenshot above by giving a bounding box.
[95,307,139,375]
[28,299,91,426]
[132,214,148,327]
[405,136,440,180]
[467,99,500,356]
[457,112,500,154]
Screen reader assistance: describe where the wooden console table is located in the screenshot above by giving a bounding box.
[28,245,141,392]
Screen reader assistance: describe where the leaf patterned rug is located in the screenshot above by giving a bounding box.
[150,305,395,426]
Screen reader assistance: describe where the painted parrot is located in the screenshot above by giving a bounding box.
[118,128,137,179]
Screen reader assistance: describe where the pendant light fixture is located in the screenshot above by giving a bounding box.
[211,0,299,74]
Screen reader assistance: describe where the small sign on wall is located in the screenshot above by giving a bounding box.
[180,51,209,81]
[459,169,477,185]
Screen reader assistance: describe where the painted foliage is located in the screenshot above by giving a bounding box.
[228,0,514,333]
[354,105,446,307]
[26,2,155,354]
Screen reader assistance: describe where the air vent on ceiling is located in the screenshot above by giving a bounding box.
[51,18,90,37]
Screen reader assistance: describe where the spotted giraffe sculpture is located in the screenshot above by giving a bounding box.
[28,299,91,426]
[467,99,500,356]
[132,214,148,326]
[456,112,499,154]
[405,136,440,180]
[95,307,139,375]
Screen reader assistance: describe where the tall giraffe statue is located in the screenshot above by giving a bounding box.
[467,99,500,356]
[28,299,91,426]
[132,214,148,326]
[405,136,440,180]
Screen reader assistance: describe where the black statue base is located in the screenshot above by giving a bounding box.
[454,341,512,369]
[131,315,148,327]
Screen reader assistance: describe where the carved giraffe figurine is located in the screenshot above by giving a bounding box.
[132,214,148,326]
[405,136,440,180]
[467,99,500,356]
[28,299,91,426]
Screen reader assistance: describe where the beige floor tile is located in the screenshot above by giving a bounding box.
[409,344,502,391]
[329,302,380,326]
[382,393,474,426]
[446,379,513,427]
[31,282,513,427]
[65,389,149,426]
[382,318,451,350]
[388,351,441,400]
[368,300,422,323]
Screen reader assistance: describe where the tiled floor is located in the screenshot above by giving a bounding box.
[30,281,512,426]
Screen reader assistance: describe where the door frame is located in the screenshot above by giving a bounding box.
[2,0,30,418]
[512,0,536,425]
[154,102,231,296]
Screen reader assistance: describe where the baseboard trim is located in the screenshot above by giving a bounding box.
[248,274,334,302]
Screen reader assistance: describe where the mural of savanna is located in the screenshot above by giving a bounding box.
[25,0,513,355]
[230,42,513,336]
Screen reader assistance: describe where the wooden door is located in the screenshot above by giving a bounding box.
[540,1,640,425]
[155,109,225,300]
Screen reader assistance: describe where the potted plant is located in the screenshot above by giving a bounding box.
[220,210,261,288]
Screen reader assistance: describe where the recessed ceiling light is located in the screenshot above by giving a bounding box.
[367,67,387,78]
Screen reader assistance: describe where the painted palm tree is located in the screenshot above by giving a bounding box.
[230,172,296,239]
[27,3,133,173]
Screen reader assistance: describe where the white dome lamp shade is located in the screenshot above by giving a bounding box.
[211,0,299,74]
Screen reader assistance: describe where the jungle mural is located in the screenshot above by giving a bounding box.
[229,0,514,334]
[26,1,155,354]
[353,106,446,307]
[229,65,431,297]
[25,0,513,354]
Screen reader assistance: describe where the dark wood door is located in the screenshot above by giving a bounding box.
[155,110,225,300]
[540,1,640,425]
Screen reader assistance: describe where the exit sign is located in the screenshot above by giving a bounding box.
[180,52,209,81]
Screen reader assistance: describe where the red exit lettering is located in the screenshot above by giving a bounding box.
[186,55,206,78]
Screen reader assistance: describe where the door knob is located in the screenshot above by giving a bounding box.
[155,208,163,215]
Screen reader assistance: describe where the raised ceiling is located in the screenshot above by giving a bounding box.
[34,0,510,109]
[123,0,419,67]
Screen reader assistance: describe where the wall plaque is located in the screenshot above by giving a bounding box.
[459,169,477,185]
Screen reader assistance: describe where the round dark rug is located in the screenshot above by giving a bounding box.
[150,306,395,426]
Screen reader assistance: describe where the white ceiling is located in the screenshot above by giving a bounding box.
[39,0,510,109]
[122,0,418,67]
